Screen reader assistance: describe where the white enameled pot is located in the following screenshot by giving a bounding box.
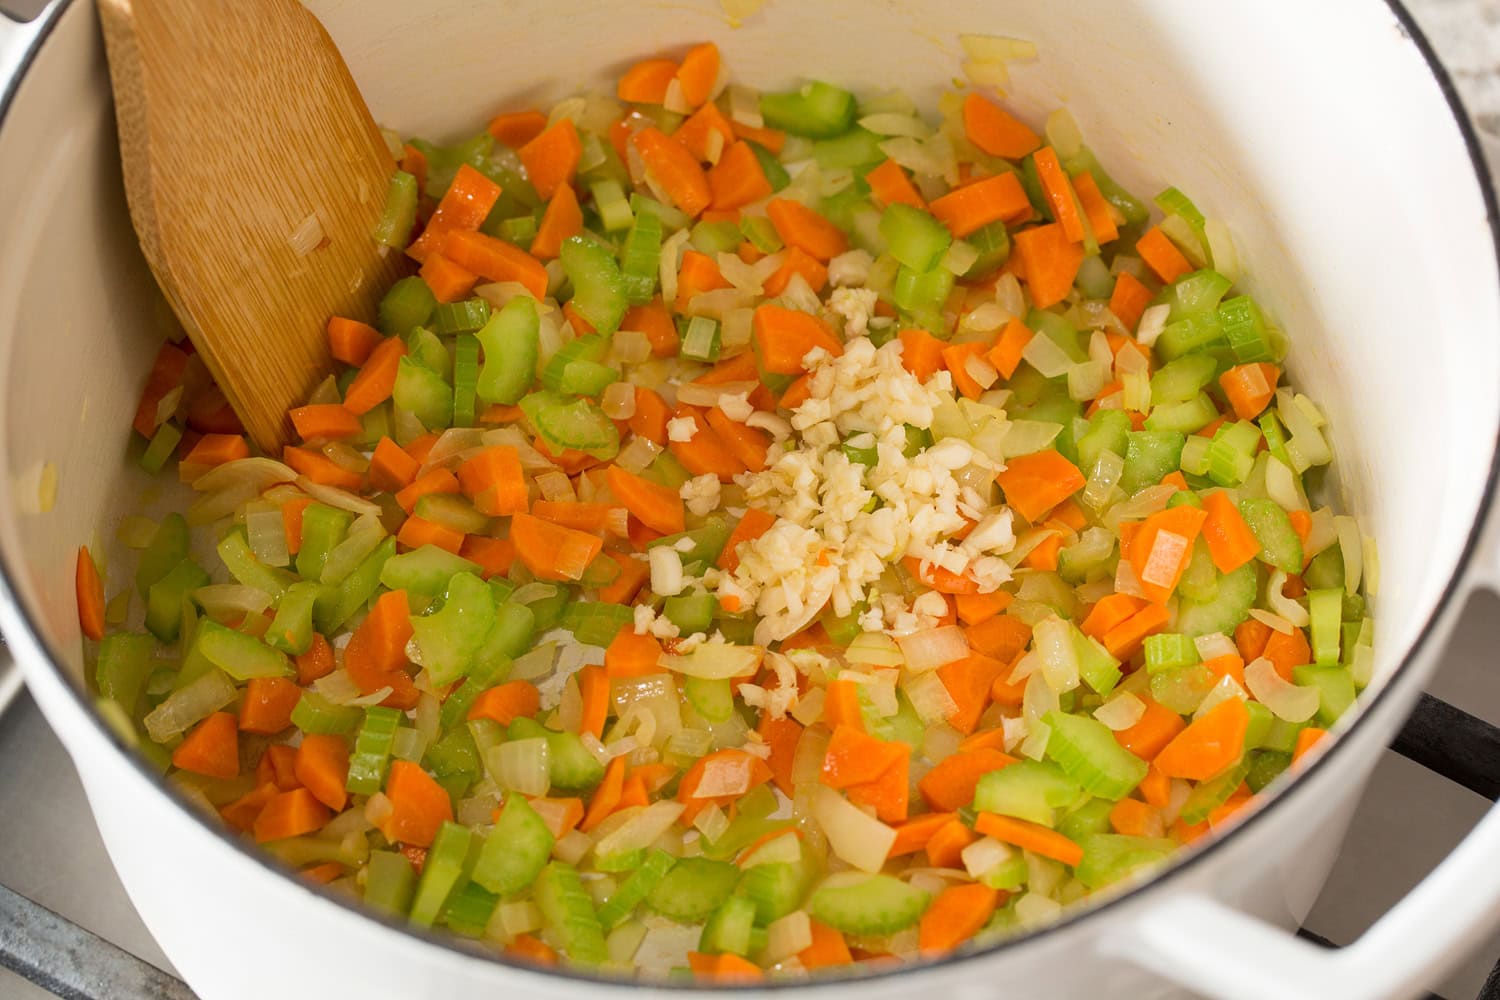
[0,1,1497,998]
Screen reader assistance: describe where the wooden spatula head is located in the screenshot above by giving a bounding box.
[98,0,405,453]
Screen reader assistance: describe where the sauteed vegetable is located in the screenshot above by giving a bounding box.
[78,38,1375,979]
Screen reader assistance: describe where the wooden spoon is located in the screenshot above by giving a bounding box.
[98,0,404,453]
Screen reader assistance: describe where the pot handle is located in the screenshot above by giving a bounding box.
[1107,742,1500,999]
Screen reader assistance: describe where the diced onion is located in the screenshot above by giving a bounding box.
[594,800,687,857]
[648,547,684,597]
[245,504,291,567]
[616,435,663,474]
[1265,456,1307,513]
[144,669,237,743]
[1194,633,1238,661]
[1245,657,1320,723]
[287,212,324,256]
[1033,616,1080,693]
[1266,569,1311,627]
[999,420,1063,459]
[1193,675,1247,720]
[486,738,551,796]
[191,457,297,494]
[1094,691,1146,731]
[904,671,959,725]
[660,639,762,679]
[858,113,930,138]
[296,477,381,517]
[765,911,814,963]
[193,584,272,618]
[1015,892,1063,928]
[554,829,593,864]
[1336,515,1364,597]
[1136,304,1170,347]
[496,900,543,938]
[961,836,1015,879]
[812,786,895,872]
[847,631,904,667]
[693,802,731,843]
[959,32,1038,62]
[1021,332,1073,378]
[896,625,969,672]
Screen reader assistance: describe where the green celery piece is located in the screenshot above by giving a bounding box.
[736,855,813,923]
[519,390,619,461]
[841,437,878,467]
[217,530,294,602]
[378,545,482,598]
[290,690,362,735]
[1071,629,1121,696]
[136,513,190,598]
[964,219,1011,278]
[891,264,955,332]
[1121,431,1185,493]
[1206,420,1262,487]
[1057,797,1114,842]
[1076,409,1131,477]
[94,633,156,717]
[467,601,537,679]
[1177,538,1218,602]
[1075,834,1176,889]
[1307,589,1344,664]
[646,516,733,566]
[1239,498,1303,573]
[296,505,353,582]
[578,553,622,590]
[411,572,496,686]
[525,586,572,632]
[393,356,453,430]
[558,359,620,398]
[690,219,743,256]
[365,850,417,916]
[747,142,790,192]
[739,213,783,254]
[542,335,611,393]
[683,675,734,723]
[1179,758,1252,825]
[620,210,663,304]
[646,857,740,923]
[1243,700,1274,750]
[442,882,499,937]
[1044,712,1148,800]
[879,204,951,272]
[822,601,866,646]
[320,517,387,587]
[560,236,627,335]
[475,296,540,406]
[471,795,555,895]
[664,593,718,636]
[409,821,474,928]
[591,178,635,233]
[1218,295,1274,363]
[1149,664,1217,715]
[406,326,451,379]
[760,81,856,138]
[140,422,183,473]
[680,316,720,364]
[425,726,480,790]
[431,298,492,337]
[346,706,402,795]
[413,494,489,536]
[1293,664,1357,727]
[1063,146,1148,224]
[378,276,437,336]
[808,875,930,936]
[546,730,606,792]
[597,849,676,930]
[193,619,292,680]
[700,896,757,956]
[1144,633,1198,674]
[1163,268,1232,321]
[145,559,210,643]
[1304,546,1345,592]
[981,853,1030,892]
[1145,393,1218,434]
[452,333,481,428]
[972,760,1081,826]
[410,133,494,199]
[1246,750,1292,792]
[265,580,324,655]
[593,848,646,874]
[314,537,397,635]
[812,126,885,169]
[1154,311,1225,361]
[1258,716,1307,754]
[535,862,608,965]
[558,601,634,647]
[630,192,690,230]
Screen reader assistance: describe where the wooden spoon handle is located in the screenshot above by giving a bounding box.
[98,0,405,452]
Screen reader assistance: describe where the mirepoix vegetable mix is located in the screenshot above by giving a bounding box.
[76,35,1379,980]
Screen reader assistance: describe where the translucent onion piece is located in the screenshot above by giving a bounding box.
[536,470,576,502]
[961,836,1015,879]
[1335,515,1364,597]
[594,800,687,857]
[847,631,904,667]
[1021,332,1073,378]
[486,738,551,796]
[1265,456,1307,513]
[296,477,381,517]
[245,504,290,567]
[858,113,930,138]
[896,625,969,672]
[144,669,237,743]
[1135,304,1171,347]
[1248,608,1295,635]
[666,728,714,758]
[1093,691,1147,731]
[1266,569,1311,627]
[193,584,272,618]
[1245,657,1320,723]
[904,671,958,725]
[1033,616,1080,693]
[812,785,895,873]
[600,381,638,421]
[1194,632,1238,661]
[765,911,814,963]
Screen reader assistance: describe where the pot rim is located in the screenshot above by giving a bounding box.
[1,0,1496,990]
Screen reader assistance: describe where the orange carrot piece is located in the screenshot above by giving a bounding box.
[441,230,549,300]
[1032,147,1087,243]
[1153,698,1250,780]
[1262,626,1312,682]
[667,408,747,482]
[1080,593,1146,642]
[617,57,679,104]
[758,713,803,796]
[919,748,1017,812]
[688,952,763,982]
[1293,726,1327,765]
[181,433,251,473]
[132,342,190,438]
[954,590,1013,627]
[995,448,1086,522]
[257,743,301,791]
[799,919,854,969]
[942,341,991,401]
[1125,505,1210,604]
[1203,653,1247,687]
[289,404,362,441]
[708,140,773,211]
[674,101,736,163]
[675,249,731,308]
[581,755,628,832]
[407,164,502,263]
[295,733,350,812]
[1102,603,1171,661]
[509,512,604,582]
[752,304,843,374]
[822,678,865,733]
[607,464,685,534]
[578,665,609,739]
[343,589,419,708]
[530,183,584,260]
[822,725,905,789]
[487,110,549,149]
[632,127,711,217]
[295,633,335,685]
[766,197,849,262]
[622,300,680,359]
[283,446,362,491]
[342,336,408,415]
[1109,797,1156,837]
[507,934,560,966]
[598,549,650,605]
[1023,532,1063,571]
[705,407,771,472]
[394,467,461,514]
[1139,765,1172,808]
[929,172,1031,238]
[238,676,302,735]
[966,614,1033,664]
[254,788,331,843]
[1235,618,1273,663]
[1072,171,1119,244]
[395,515,464,555]
[369,437,420,493]
[326,316,383,366]
[171,711,240,779]
[1201,490,1262,574]
[866,158,926,209]
[379,760,454,848]
[919,883,1001,955]
[962,93,1041,159]
[605,629,665,679]
[456,445,529,516]
[1013,222,1086,309]
[419,251,479,303]
[975,811,1084,867]
[718,508,776,573]
[615,773,651,812]
[762,244,829,297]
[899,328,947,382]
[519,118,582,200]
[468,680,542,726]
[730,119,785,153]
[220,782,279,832]
[531,501,615,534]
[902,555,979,595]
[1136,226,1193,284]
[676,42,720,108]
[937,652,1010,735]
[458,535,513,580]
[925,818,979,869]
[1219,363,1281,421]
[1108,272,1153,332]
[75,546,105,642]
[889,812,956,857]
[985,317,1034,381]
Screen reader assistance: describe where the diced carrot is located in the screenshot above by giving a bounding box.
[975,811,1084,866]
[595,549,648,605]
[132,342,190,438]
[919,748,1016,812]
[1153,698,1250,780]
[903,555,979,595]
[289,404,362,441]
[254,788,331,843]
[456,446,528,517]
[766,197,849,262]
[419,251,479,303]
[898,327,946,382]
[943,342,991,401]
[397,515,465,555]
[468,680,541,726]
[220,782,279,832]
[1203,653,1247,687]
[441,230,550,300]
[937,653,1009,735]
[238,676,302,735]
[1126,505,1210,604]
[762,244,828,296]
[1108,271,1153,332]
[889,812,956,857]
[1201,490,1261,574]
[1032,147,1087,244]
[580,755,628,833]
[676,748,774,823]
[758,713,803,796]
[675,249,731,309]
[822,678,864,733]
[394,467,461,514]
[605,629,665,679]
[919,883,1001,955]
[295,633,336,685]
[633,127,711,217]
[676,42,720,108]
[343,589,419,708]
[1136,226,1193,284]
[1139,765,1172,808]
[799,919,854,969]
[283,446,361,491]
[617,57,679,104]
[930,173,1031,237]
[1072,171,1119,244]
[995,448,1086,522]
[1023,532,1063,571]
[342,336,408,415]
[180,433,250,477]
[606,465,685,535]
[407,164,502,263]
[925,817,979,869]
[379,760,454,847]
[707,140,772,211]
[509,512,604,582]
[954,590,1013,627]
[326,316,383,366]
[688,952,763,982]
[171,711,240,779]
[1262,626,1312,682]
[74,546,105,642]
[1102,602,1171,661]
[369,437,420,493]
[1013,222,1086,309]
[705,407,770,472]
[295,733,350,812]
[519,118,582,200]
[458,535,514,580]
[675,101,736,163]
[986,317,1034,381]
[621,299,679,359]
[751,303,842,374]
[718,508,776,574]
[1220,363,1281,421]
[865,158,926,210]
[578,665,609,740]
[1235,618,1273,663]
[487,110,549,149]
[962,93,1041,159]
[1293,727,1327,764]
[966,614,1033,663]
[1109,797,1156,837]
[530,183,584,260]
[257,743,301,791]
[668,408,746,482]
[507,934,559,966]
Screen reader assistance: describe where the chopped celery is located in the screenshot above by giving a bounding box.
[972,760,1082,826]
[346,706,402,796]
[1293,665,1356,727]
[497,213,539,246]
[647,517,732,566]
[519,390,620,461]
[193,619,291,680]
[680,316,721,364]
[439,652,514,733]
[1072,629,1121,696]
[365,850,417,916]
[1257,716,1307,754]
[691,220,743,256]
[140,422,183,474]
[559,601,633,647]
[1304,545,1345,592]
[1074,834,1176,889]
[264,580,323,656]
[1258,409,1293,468]
[546,729,607,792]
[1120,431,1185,493]
[740,215,783,256]
[1044,712,1148,800]
[431,298,491,336]
[472,795,555,895]
[410,821,474,928]
[879,204,952,272]
[664,592,718,635]
[1149,664,1217,715]
[1178,758,1251,824]
[597,849,676,930]
[411,573,496,686]
[1239,498,1303,573]
[1244,700,1274,750]
[145,559,209,643]
[136,513,190,597]
[592,179,635,233]
[413,494,489,535]
[647,857,740,922]
[1076,410,1131,477]
[217,530,294,601]
[523,586,571,632]
[296,504,353,582]
[561,236,628,335]
[594,848,646,874]
[1153,312,1224,361]
[700,896,758,956]
[393,356,453,430]
[379,545,481,598]
[535,862,608,964]
[1145,393,1218,434]
[542,335,610,393]
[1218,295,1274,363]
[808,875,930,935]
[1163,269,1231,321]
[1057,797,1114,842]
[1307,589,1343,664]
[964,220,1012,278]
[406,326,451,379]
[442,882,499,937]
[891,264,955,331]
[812,127,885,169]
[94,632,156,717]
[1206,421,1261,487]
[290,690,362,735]
[1059,146,1149,225]
[451,333,480,427]
[1150,355,1218,406]
[314,537,397,635]
[760,81,857,138]
[475,296,540,407]
[620,210,662,305]
[683,675,734,723]
[1144,634,1198,674]
[379,276,437,337]
[1246,750,1292,792]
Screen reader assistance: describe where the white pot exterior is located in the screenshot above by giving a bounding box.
[0,1,1496,999]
